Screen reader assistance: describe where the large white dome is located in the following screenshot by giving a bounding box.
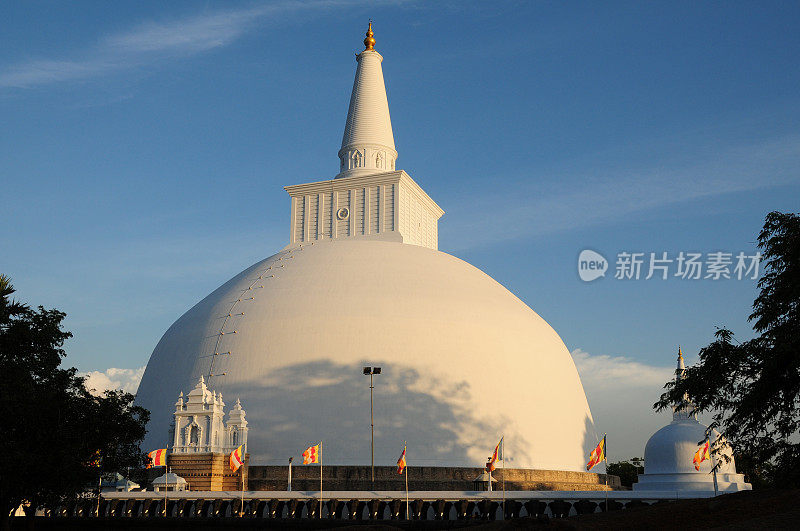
[136,239,597,471]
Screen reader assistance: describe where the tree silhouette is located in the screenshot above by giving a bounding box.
[655,212,800,487]
[0,275,149,527]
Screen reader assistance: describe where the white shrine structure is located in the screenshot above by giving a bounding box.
[171,376,248,455]
[136,23,598,472]
[634,348,751,492]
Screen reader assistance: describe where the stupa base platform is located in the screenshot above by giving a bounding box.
[247,465,620,492]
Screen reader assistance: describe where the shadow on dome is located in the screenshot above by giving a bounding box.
[215,359,531,467]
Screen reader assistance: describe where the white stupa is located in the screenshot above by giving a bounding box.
[152,472,187,492]
[135,24,598,471]
[634,348,751,492]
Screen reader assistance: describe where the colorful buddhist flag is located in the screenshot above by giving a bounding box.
[397,445,407,474]
[586,435,606,471]
[230,444,245,472]
[147,448,167,469]
[87,449,103,468]
[486,437,503,472]
[302,443,320,464]
[693,440,710,471]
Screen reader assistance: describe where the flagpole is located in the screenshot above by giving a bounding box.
[487,452,492,493]
[709,438,718,497]
[603,435,608,512]
[240,462,244,518]
[319,441,323,520]
[501,436,505,521]
[288,457,293,491]
[96,472,101,517]
[404,442,409,520]
[164,463,168,518]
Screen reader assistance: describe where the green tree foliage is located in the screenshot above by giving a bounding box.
[732,450,775,490]
[607,459,642,488]
[655,211,800,488]
[0,275,150,526]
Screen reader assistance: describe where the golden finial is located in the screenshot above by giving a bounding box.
[678,345,683,360]
[363,20,375,51]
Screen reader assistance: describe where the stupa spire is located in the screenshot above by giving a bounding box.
[336,22,397,179]
[673,345,696,421]
[363,20,375,51]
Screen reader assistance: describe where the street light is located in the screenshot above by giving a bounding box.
[363,366,381,484]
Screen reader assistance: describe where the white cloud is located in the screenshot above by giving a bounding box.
[84,366,146,396]
[442,133,800,250]
[102,7,265,55]
[0,0,374,88]
[571,348,676,459]
[572,348,674,391]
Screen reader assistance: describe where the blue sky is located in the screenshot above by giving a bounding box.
[2,1,799,458]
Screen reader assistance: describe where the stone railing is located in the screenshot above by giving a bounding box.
[78,490,713,520]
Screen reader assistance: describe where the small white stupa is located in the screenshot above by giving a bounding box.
[152,472,187,492]
[634,348,751,492]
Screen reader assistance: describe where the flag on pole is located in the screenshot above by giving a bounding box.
[230,444,245,472]
[302,443,320,464]
[693,440,710,470]
[586,436,606,471]
[147,449,167,468]
[397,445,407,474]
[487,437,503,471]
[87,450,103,468]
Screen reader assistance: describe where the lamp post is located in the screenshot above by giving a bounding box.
[363,366,381,485]
[630,457,644,476]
